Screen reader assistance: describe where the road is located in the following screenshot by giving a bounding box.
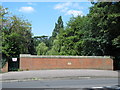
[1,69,119,89]
[2,78,118,88]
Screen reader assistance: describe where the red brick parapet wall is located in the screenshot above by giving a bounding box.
[20,54,113,70]
[1,62,8,72]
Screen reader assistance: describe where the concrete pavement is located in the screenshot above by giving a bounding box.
[0,69,119,82]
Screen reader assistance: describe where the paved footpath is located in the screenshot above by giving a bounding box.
[0,69,119,82]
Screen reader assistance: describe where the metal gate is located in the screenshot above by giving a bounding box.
[8,57,19,71]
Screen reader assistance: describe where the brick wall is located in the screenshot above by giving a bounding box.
[1,62,8,72]
[20,54,113,70]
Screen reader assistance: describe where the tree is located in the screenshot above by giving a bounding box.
[0,6,9,67]
[48,2,120,59]
[50,16,64,45]
[47,34,63,55]
[1,6,33,67]
[47,16,64,55]
[52,16,63,38]
[57,16,88,55]
[2,15,33,55]
[28,37,36,55]
[33,35,50,47]
[86,2,120,56]
[36,42,48,55]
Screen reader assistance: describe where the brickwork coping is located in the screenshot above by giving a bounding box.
[20,54,111,59]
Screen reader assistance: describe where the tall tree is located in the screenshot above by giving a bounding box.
[0,6,9,67]
[0,6,33,67]
[2,15,33,55]
[52,16,63,38]
[57,16,88,55]
[86,2,120,56]
[50,16,64,45]
[47,16,64,54]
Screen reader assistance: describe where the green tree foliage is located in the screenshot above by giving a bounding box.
[52,16,63,38]
[86,2,120,56]
[2,15,33,56]
[0,6,8,68]
[1,2,120,69]
[48,16,89,56]
[0,6,34,67]
[34,35,49,47]
[36,42,48,55]
[48,2,120,59]
[28,37,36,55]
[50,16,64,45]
[47,35,62,55]
[47,16,64,55]
[59,16,88,55]
[33,35,50,54]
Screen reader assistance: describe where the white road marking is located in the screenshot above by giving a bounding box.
[92,87,103,88]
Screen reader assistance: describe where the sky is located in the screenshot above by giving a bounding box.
[2,2,92,36]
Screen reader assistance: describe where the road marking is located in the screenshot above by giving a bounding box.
[92,87,103,88]
[78,77,91,79]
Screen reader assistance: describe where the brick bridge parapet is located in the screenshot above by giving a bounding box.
[20,54,113,70]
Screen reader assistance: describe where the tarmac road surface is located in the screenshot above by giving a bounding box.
[0,69,119,89]
[2,78,119,88]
